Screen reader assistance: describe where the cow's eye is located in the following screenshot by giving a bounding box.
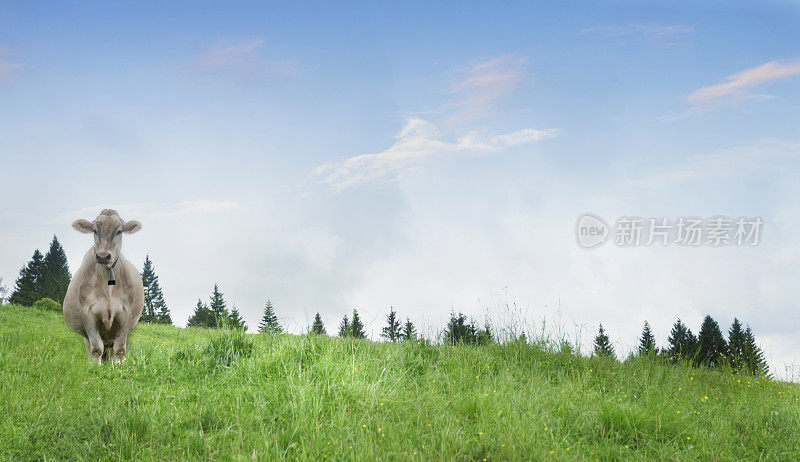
[116,230,122,236]
[93,230,98,235]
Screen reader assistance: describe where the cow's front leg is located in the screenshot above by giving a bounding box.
[111,329,128,364]
[84,323,104,364]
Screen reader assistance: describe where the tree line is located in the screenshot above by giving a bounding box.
[7,237,172,325]
[593,316,769,375]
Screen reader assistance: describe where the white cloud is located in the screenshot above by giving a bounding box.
[63,200,242,221]
[187,38,300,81]
[315,55,563,189]
[581,24,693,45]
[446,54,527,126]
[687,58,800,110]
[315,117,563,189]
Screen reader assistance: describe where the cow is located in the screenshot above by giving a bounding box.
[63,209,144,364]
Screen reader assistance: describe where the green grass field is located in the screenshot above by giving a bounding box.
[1,304,798,461]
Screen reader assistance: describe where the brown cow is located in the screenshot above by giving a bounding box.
[63,209,144,363]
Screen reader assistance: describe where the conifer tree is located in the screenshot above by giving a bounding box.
[476,321,493,345]
[228,306,246,330]
[208,284,228,328]
[443,311,477,344]
[338,314,350,337]
[402,317,417,341]
[9,249,44,306]
[593,324,615,358]
[350,309,366,339]
[39,236,71,303]
[742,326,769,376]
[187,299,212,328]
[311,312,326,335]
[638,321,656,356]
[141,256,171,325]
[727,318,746,371]
[667,319,697,363]
[381,307,402,342]
[258,299,281,334]
[697,315,727,366]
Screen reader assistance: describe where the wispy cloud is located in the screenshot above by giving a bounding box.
[582,24,693,45]
[0,49,22,80]
[186,39,300,82]
[629,139,800,186]
[64,200,242,221]
[445,54,527,127]
[315,117,563,189]
[687,59,800,110]
[315,55,563,189]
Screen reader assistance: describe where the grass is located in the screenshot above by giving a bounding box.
[0,303,798,461]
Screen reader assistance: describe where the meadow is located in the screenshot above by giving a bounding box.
[1,303,798,461]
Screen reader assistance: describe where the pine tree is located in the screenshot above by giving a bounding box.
[338,314,350,337]
[638,321,656,356]
[697,315,727,366]
[9,249,44,306]
[141,256,171,325]
[350,309,366,339]
[476,321,493,345]
[187,299,212,328]
[311,312,326,335]
[258,299,281,334]
[39,236,71,303]
[443,311,477,344]
[667,319,697,363]
[208,284,228,328]
[381,307,402,342]
[402,317,417,341]
[727,318,746,371]
[593,324,615,358]
[228,306,246,330]
[742,326,769,376]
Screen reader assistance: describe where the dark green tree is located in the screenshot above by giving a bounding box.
[350,309,366,339]
[742,326,769,376]
[638,321,656,356]
[258,299,281,334]
[187,299,212,328]
[228,306,246,330]
[311,312,326,335]
[39,236,71,303]
[697,315,727,366]
[338,314,350,337]
[727,318,746,371]
[476,321,493,345]
[593,324,615,358]
[666,319,697,363]
[402,317,417,341]
[381,307,402,342]
[140,256,171,325]
[9,249,44,306]
[208,284,228,328]
[443,311,477,344]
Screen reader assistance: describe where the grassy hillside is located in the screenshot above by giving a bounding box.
[1,304,798,461]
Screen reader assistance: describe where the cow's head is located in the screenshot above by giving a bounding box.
[72,209,141,266]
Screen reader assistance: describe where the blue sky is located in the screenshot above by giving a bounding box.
[1,1,799,377]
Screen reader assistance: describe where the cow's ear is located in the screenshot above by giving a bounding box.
[122,220,142,234]
[72,219,94,234]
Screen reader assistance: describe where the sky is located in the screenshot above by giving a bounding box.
[1,1,799,378]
